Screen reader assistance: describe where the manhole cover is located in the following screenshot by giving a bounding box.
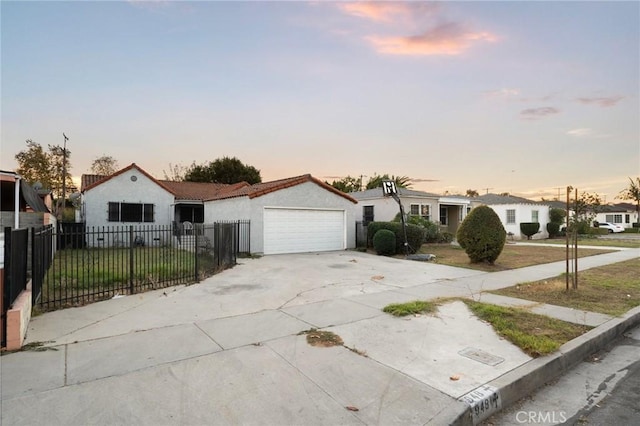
[458,347,504,366]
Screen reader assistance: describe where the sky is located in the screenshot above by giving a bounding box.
[1,0,639,202]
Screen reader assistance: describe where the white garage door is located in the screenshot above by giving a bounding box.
[264,208,345,255]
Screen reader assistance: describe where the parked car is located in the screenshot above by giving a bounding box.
[595,222,625,233]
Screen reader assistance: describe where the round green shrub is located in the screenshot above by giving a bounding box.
[367,221,423,253]
[546,222,560,238]
[456,205,506,264]
[549,208,566,224]
[373,229,396,256]
[520,222,540,240]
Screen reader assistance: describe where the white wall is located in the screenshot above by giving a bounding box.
[82,168,174,230]
[488,204,550,239]
[595,210,638,228]
[355,196,440,222]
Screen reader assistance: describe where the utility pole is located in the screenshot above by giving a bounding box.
[62,132,69,219]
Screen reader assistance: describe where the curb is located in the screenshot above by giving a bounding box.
[448,305,640,425]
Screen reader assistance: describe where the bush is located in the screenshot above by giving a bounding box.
[437,232,454,243]
[520,222,540,240]
[456,205,506,264]
[549,208,566,224]
[392,213,443,243]
[372,229,396,256]
[367,221,424,254]
[546,222,560,238]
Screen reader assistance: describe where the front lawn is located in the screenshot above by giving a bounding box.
[417,243,613,271]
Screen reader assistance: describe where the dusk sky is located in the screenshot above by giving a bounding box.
[2,1,638,201]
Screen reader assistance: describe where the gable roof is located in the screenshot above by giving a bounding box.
[81,164,175,194]
[475,193,548,206]
[208,174,357,203]
[81,174,107,192]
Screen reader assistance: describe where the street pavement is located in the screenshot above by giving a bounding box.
[1,245,639,426]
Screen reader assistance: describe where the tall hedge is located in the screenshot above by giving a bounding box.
[367,222,423,254]
[456,206,506,264]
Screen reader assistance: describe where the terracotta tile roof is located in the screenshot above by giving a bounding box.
[81,174,107,192]
[160,180,250,201]
[210,174,357,203]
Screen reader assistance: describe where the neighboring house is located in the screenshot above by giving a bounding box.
[349,188,473,235]
[594,203,638,229]
[80,164,357,255]
[475,194,551,240]
[1,170,55,267]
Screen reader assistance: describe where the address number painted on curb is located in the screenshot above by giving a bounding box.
[459,384,501,424]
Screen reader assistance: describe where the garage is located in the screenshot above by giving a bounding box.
[263,208,345,255]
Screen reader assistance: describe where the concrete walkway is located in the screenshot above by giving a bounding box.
[1,247,638,425]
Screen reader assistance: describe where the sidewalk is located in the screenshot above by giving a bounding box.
[1,247,638,425]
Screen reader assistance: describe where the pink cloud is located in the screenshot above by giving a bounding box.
[338,2,438,23]
[367,22,496,56]
[576,96,624,107]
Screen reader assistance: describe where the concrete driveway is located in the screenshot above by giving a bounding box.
[3,248,638,425]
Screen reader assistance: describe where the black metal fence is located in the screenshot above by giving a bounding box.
[31,221,250,311]
[2,227,29,347]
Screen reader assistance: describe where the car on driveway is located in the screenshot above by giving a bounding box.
[595,222,625,233]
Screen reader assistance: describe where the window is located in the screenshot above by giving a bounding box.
[440,206,448,225]
[108,202,154,223]
[363,205,374,223]
[506,209,516,224]
[606,214,623,223]
[410,204,430,220]
[626,214,630,224]
[531,210,539,222]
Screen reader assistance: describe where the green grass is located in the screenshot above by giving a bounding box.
[382,300,438,316]
[381,299,591,357]
[526,238,640,248]
[39,246,211,308]
[462,301,591,357]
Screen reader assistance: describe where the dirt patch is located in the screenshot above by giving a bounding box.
[299,329,344,347]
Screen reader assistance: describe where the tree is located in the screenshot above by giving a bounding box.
[466,189,479,197]
[15,139,73,199]
[163,163,187,182]
[91,155,119,175]
[328,176,362,193]
[184,156,261,184]
[15,140,52,188]
[571,191,602,234]
[456,205,506,264]
[366,173,412,190]
[617,177,640,224]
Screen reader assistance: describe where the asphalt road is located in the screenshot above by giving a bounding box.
[568,358,640,425]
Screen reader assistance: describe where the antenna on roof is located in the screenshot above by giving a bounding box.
[483,187,493,194]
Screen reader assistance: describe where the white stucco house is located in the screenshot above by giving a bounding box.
[594,203,638,229]
[475,194,551,240]
[349,187,473,235]
[80,164,357,255]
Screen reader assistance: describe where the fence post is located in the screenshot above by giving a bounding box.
[194,227,199,282]
[129,226,134,294]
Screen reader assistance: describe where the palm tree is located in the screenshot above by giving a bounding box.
[617,177,640,225]
[366,174,412,190]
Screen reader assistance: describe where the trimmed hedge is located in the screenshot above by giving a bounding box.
[520,222,540,240]
[367,222,423,254]
[456,205,506,264]
[373,229,396,256]
[546,222,560,238]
